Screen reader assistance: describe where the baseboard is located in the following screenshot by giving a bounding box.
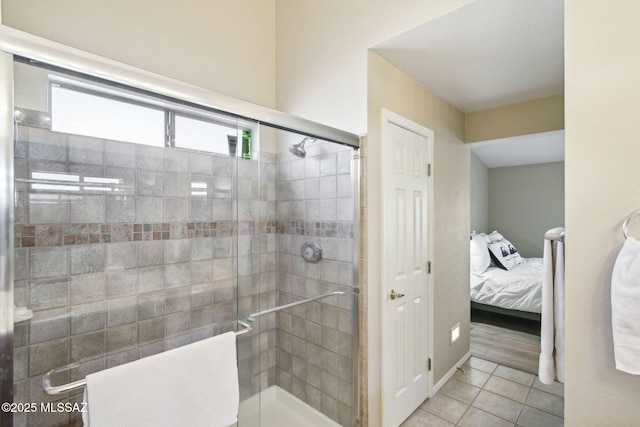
[432,350,472,395]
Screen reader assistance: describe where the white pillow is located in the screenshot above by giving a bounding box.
[504,239,523,266]
[487,230,523,269]
[488,230,504,243]
[488,240,515,270]
[470,232,491,275]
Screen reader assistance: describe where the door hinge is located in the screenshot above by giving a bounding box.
[428,261,431,274]
[427,163,432,177]
[428,358,432,371]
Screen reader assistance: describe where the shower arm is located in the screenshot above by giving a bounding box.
[246,291,346,322]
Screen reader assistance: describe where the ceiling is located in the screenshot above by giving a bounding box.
[372,0,565,167]
[467,130,564,168]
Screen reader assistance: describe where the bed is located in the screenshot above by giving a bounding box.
[470,231,543,320]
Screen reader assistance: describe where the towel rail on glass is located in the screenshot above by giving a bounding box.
[246,291,346,322]
[42,320,253,395]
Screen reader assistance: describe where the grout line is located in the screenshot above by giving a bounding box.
[409,359,564,426]
[514,377,533,426]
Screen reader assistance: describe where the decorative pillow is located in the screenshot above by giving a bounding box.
[504,239,523,266]
[488,240,515,270]
[486,230,523,269]
[470,232,491,275]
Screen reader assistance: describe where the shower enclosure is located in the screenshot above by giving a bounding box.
[0,35,359,427]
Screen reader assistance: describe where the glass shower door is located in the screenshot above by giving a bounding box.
[236,126,359,427]
[10,59,252,427]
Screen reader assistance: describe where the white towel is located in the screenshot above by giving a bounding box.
[83,331,239,427]
[539,238,565,384]
[611,236,640,375]
[553,240,565,382]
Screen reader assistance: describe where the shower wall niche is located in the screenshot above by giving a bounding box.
[9,59,358,427]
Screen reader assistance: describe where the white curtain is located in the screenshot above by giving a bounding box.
[539,228,565,384]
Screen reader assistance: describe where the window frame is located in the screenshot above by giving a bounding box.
[47,76,256,157]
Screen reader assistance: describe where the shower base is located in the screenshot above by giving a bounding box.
[238,385,341,427]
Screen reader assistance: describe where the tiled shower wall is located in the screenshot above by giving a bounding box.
[274,142,356,427]
[12,124,276,427]
[11,124,357,427]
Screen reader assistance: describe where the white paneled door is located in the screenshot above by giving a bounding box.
[382,111,433,427]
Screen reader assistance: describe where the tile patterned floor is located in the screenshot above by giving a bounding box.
[401,357,564,427]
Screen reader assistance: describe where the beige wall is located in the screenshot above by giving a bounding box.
[367,51,469,427]
[470,151,489,233]
[275,0,473,134]
[465,94,564,143]
[1,0,276,108]
[566,1,640,425]
[488,162,564,258]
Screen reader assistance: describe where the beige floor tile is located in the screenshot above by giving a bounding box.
[400,408,455,427]
[452,366,490,388]
[525,388,564,418]
[439,378,481,404]
[458,407,515,427]
[484,375,531,403]
[532,377,564,397]
[517,405,564,427]
[494,365,536,386]
[465,356,498,374]
[472,390,524,423]
[420,393,469,424]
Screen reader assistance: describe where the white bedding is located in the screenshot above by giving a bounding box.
[470,257,543,313]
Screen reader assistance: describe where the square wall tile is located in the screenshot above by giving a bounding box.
[70,301,106,335]
[30,247,68,279]
[104,140,136,168]
[29,278,69,310]
[68,135,103,165]
[70,195,105,223]
[70,245,105,275]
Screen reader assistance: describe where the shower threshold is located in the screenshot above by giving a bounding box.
[238,385,342,427]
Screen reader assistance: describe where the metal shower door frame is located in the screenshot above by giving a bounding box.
[0,50,15,427]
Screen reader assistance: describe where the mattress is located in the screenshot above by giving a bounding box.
[470,257,543,313]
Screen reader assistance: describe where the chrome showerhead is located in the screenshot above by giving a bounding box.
[289,137,316,158]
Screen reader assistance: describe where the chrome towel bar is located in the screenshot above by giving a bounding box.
[42,320,253,395]
[43,289,347,396]
[246,291,346,322]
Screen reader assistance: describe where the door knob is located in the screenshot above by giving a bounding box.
[389,289,405,300]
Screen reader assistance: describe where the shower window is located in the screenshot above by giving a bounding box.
[44,76,255,156]
[51,85,165,146]
[174,114,241,156]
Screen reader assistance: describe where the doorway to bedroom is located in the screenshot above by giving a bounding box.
[370,0,566,421]
[468,140,564,376]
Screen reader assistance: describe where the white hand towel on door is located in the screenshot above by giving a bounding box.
[83,331,239,427]
[611,236,640,375]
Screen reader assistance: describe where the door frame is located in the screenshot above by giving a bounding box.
[381,109,435,425]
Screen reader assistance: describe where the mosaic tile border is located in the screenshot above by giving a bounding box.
[277,221,354,239]
[14,220,353,248]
